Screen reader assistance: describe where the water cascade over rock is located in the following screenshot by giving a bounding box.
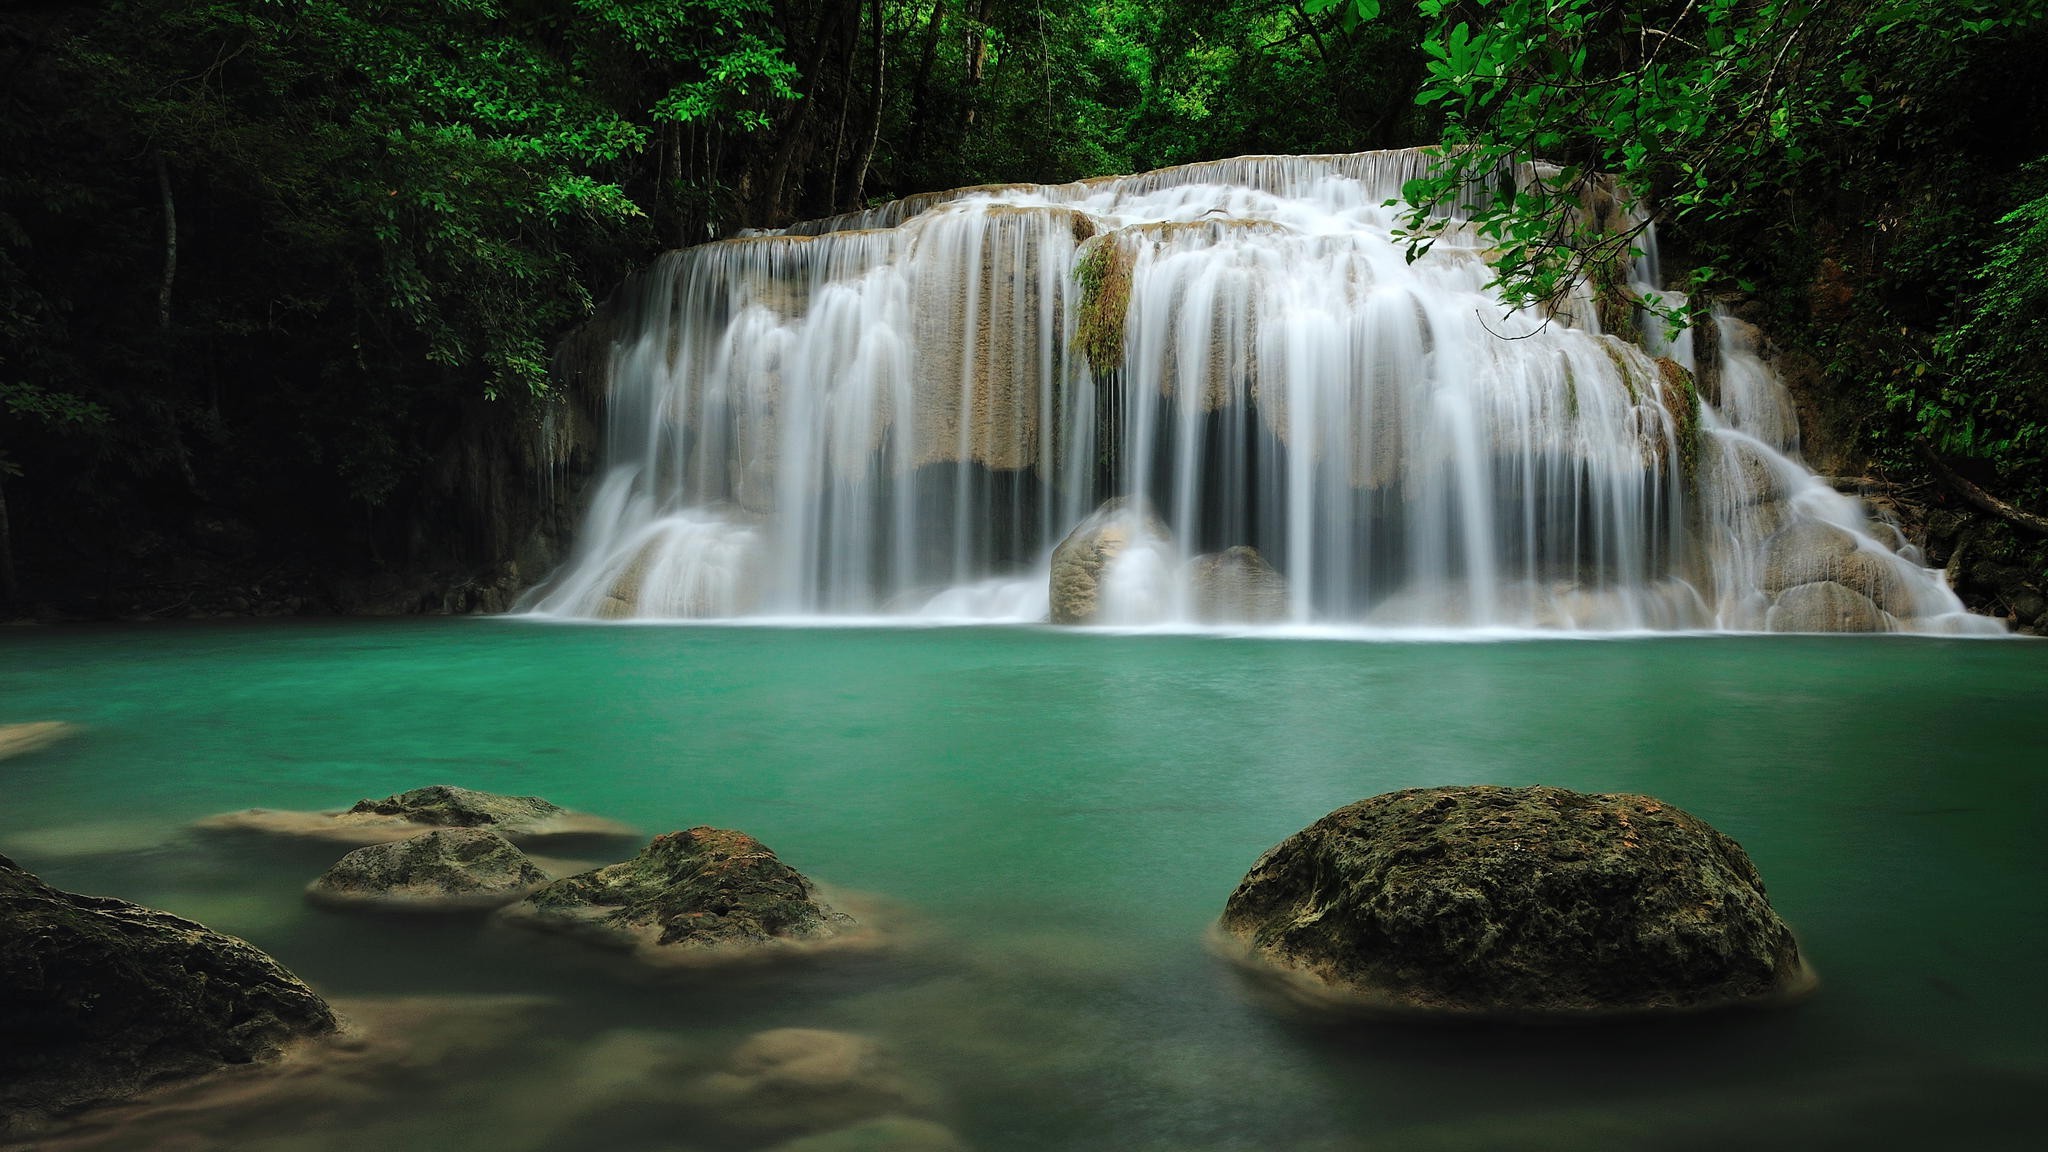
[522,153,1998,633]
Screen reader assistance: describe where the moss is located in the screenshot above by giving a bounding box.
[1655,356,1702,481]
[1073,234,1134,374]
[1599,339,1641,403]
[1592,256,1641,346]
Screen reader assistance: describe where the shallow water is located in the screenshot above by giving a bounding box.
[3,619,2045,1150]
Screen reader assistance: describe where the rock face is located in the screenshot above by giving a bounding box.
[199,784,634,846]
[1049,497,1171,624]
[506,827,860,963]
[307,828,549,910]
[1188,546,1290,623]
[0,854,336,1135]
[1218,786,1812,1017]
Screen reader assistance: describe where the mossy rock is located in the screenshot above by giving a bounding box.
[1049,496,1170,625]
[199,784,635,846]
[308,828,550,911]
[1217,786,1812,1018]
[346,784,564,829]
[507,828,862,964]
[1,854,336,1136]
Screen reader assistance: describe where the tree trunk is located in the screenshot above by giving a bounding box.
[763,0,858,223]
[851,0,886,207]
[1919,441,2048,535]
[827,4,862,211]
[0,477,16,608]
[155,150,176,330]
[906,0,946,164]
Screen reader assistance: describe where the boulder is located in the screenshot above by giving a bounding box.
[307,828,549,911]
[1187,546,1290,624]
[686,1028,928,1139]
[504,827,864,965]
[0,721,75,762]
[0,854,336,1136]
[198,784,635,846]
[1049,497,1171,625]
[1703,438,1790,507]
[1759,521,1914,614]
[1766,580,1892,634]
[1217,786,1812,1017]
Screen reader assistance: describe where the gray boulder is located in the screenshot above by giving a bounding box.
[1218,786,1812,1017]
[1,854,336,1136]
[308,828,549,910]
[1049,497,1170,624]
[1188,546,1290,624]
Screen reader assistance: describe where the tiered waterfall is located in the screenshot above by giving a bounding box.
[521,152,1996,634]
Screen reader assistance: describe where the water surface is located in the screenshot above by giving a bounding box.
[2,621,2043,1149]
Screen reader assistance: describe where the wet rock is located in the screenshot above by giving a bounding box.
[1049,497,1170,624]
[686,1028,927,1139]
[307,829,550,911]
[1188,547,1290,624]
[1704,439,1790,506]
[504,827,864,965]
[0,854,336,1136]
[1759,520,1915,615]
[198,784,634,847]
[1766,581,1891,633]
[1217,786,1812,1017]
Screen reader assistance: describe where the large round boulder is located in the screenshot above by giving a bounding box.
[1765,580,1892,633]
[503,827,864,965]
[307,828,549,911]
[1049,497,1170,624]
[1217,786,1812,1017]
[1,854,336,1136]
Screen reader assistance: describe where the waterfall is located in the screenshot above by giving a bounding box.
[520,152,1998,634]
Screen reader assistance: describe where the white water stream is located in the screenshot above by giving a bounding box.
[522,153,1995,634]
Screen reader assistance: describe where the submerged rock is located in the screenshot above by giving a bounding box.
[503,827,863,965]
[1187,546,1290,624]
[1217,786,1812,1017]
[307,828,550,911]
[198,784,635,846]
[687,1028,930,1140]
[0,720,76,761]
[1049,497,1171,624]
[0,853,336,1136]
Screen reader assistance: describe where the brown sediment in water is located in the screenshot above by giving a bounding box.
[0,720,76,761]
[194,807,637,848]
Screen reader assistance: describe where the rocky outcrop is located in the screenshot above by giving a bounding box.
[1188,546,1289,624]
[1757,520,1931,629]
[1049,497,1170,624]
[307,828,549,911]
[1765,580,1890,633]
[198,784,634,846]
[1217,786,1812,1017]
[504,827,863,965]
[1,854,336,1136]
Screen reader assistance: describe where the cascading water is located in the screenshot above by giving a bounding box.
[521,152,1998,634]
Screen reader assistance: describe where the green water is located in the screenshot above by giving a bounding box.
[3,620,2045,1150]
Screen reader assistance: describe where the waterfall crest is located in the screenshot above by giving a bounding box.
[521,152,1997,634]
